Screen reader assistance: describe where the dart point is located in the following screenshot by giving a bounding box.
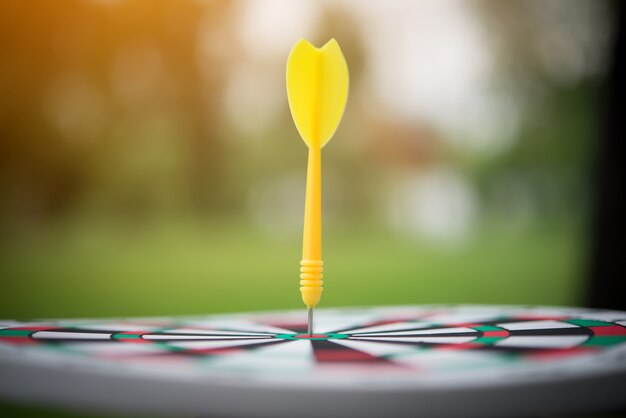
[308,307,314,336]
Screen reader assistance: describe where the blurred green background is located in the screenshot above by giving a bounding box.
[0,0,613,321]
[0,0,616,416]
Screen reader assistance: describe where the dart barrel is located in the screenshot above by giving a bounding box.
[300,259,323,307]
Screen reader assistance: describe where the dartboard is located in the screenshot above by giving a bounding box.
[1,306,626,418]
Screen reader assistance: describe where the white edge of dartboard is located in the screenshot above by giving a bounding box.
[0,305,625,418]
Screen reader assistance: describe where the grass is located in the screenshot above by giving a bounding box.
[0,218,587,320]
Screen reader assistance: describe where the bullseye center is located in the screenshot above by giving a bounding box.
[274,333,348,340]
[294,334,328,339]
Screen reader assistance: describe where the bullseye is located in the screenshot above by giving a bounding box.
[295,334,328,339]
[274,333,349,340]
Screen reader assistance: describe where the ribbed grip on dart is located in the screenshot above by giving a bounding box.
[300,260,323,308]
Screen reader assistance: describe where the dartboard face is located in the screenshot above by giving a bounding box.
[1,306,626,388]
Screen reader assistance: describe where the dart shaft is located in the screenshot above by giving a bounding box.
[300,146,323,309]
[302,146,322,260]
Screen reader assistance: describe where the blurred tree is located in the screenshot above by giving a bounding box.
[475,0,611,223]
[0,0,235,233]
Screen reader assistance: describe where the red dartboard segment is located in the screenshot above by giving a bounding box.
[0,337,38,345]
[529,346,598,360]
[433,343,484,351]
[482,330,509,337]
[314,349,379,362]
[590,325,626,336]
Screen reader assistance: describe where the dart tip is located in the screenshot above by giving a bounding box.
[307,307,314,336]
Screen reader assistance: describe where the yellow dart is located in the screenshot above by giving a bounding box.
[286,39,349,335]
